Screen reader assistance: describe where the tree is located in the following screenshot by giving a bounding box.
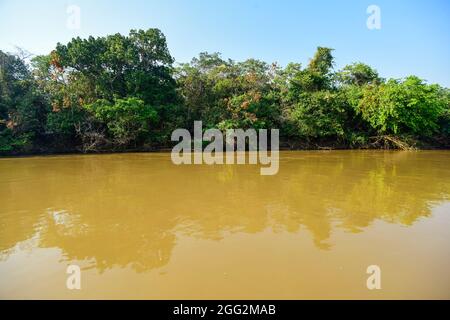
[357,76,446,137]
[308,47,334,76]
[48,29,180,148]
[290,91,352,141]
[85,97,157,146]
[0,51,49,153]
[338,62,381,86]
[176,53,281,132]
[1,30,449,154]
[287,47,335,95]
[54,29,176,105]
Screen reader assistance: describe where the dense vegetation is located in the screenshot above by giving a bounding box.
[1,29,449,155]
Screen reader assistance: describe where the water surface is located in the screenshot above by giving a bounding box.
[0,151,449,299]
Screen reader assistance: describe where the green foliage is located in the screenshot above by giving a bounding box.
[46,107,86,136]
[176,53,281,132]
[85,97,157,146]
[357,76,446,136]
[0,128,32,152]
[308,47,334,76]
[288,47,335,94]
[435,88,450,140]
[0,50,49,153]
[337,62,381,86]
[290,91,351,139]
[54,29,176,106]
[0,31,449,154]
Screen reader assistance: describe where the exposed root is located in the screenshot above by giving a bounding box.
[369,135,416,150]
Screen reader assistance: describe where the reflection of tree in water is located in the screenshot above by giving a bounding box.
[0,152,449,271]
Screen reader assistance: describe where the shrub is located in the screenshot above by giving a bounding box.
[85,97,157,146]
[357,76,446,137]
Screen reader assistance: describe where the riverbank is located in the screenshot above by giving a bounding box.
[2,33,449,162]
[1,140,449,158]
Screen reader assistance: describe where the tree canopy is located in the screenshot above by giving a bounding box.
[0,29,448,154]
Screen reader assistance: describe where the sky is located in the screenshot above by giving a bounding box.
[0,0,449,86]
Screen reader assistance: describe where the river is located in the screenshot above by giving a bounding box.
[0,151,449,299]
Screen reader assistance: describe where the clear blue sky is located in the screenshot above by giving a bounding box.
[0,0,449,86]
